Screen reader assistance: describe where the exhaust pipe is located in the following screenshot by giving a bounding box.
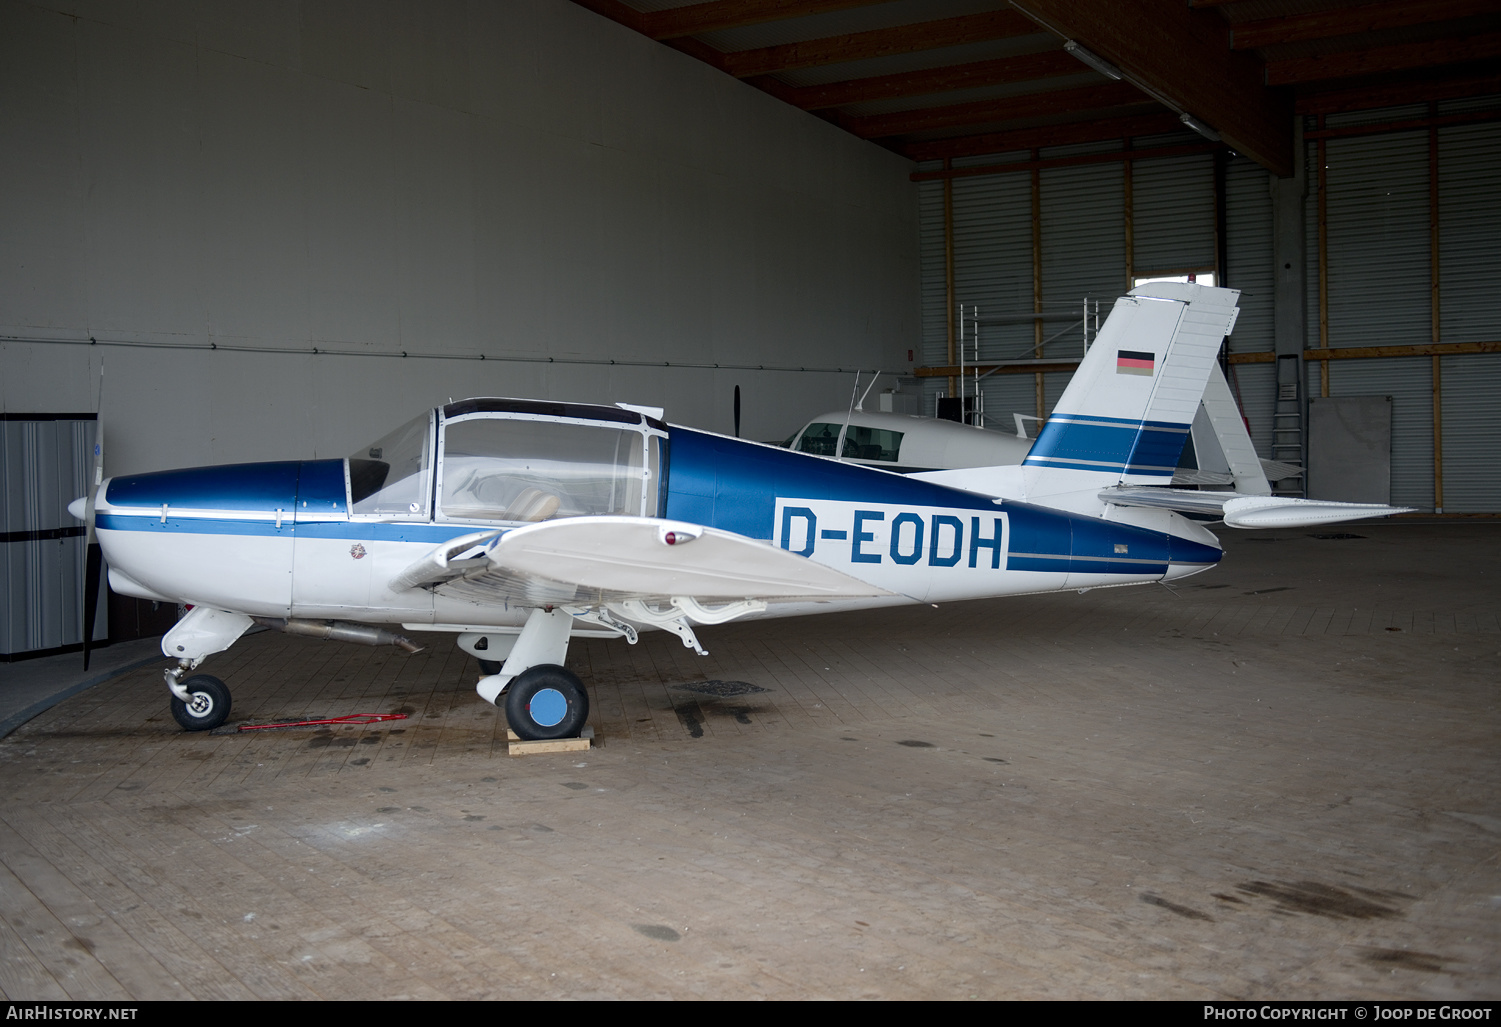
[252,617,424,653]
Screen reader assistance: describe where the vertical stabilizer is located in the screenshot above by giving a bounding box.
[1021,283,1240,504]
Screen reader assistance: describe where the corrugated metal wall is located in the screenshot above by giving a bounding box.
[920,135,1242,432]
[956,161,1039,427]
[1133,151,1215,276]
[1314,129,1435,508]
[918,173,947,416]
[1223,155,1276,459]
[1308,358,1434,509]
[1,417,100,656]
[1437,120,1501,512]
[1440,354,1501,512]
[1324,132,1430,349]
[918,98,1501,511]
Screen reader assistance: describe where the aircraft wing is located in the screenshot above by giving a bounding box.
[1100,486,1414,529]
[390,516,893,607]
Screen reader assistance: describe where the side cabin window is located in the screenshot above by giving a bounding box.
[796,422,843,457]
[794,421,904,463]
[438,414,654,523]
[841,425,902,463]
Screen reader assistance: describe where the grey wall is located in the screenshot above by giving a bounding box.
[1,0,919,475]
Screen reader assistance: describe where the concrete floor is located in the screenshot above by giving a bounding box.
[0,523,1497,1000]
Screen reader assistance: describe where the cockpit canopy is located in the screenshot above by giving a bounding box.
[347,400,665,522]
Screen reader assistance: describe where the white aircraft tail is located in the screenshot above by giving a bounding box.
[913,282,1411,529]
[1020,282,1240,500]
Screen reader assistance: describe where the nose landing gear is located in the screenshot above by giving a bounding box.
[168,671,232,731]
[160,607,254,733]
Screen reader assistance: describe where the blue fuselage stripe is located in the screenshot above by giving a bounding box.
[96,513,481,543]
[1023,414,1190,476]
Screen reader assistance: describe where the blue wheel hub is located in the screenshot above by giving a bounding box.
[528,687,568,728]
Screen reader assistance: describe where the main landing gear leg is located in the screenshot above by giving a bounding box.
[476,608,587,741]
[160,607,253,732]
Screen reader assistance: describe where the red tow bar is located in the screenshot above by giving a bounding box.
[237,713,409,731]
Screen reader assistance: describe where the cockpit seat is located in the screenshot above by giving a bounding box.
[502,487,561,523]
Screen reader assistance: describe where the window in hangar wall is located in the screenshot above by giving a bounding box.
[916,96,1501,512]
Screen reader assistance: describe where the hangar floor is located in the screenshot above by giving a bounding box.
[0,524,1497,1000]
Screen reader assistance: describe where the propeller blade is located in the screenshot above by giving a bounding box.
[82,542,102,670]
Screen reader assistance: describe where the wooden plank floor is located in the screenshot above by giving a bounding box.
[1,524,1498,999]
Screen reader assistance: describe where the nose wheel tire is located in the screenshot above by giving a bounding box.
[170,675,232,732]
[504,665,588,741]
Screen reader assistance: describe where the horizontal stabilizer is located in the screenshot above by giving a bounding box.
[1260,458,1305,481]
[1100,487,1413,529]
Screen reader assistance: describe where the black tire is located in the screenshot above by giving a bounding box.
[477,658,503,676]
[504,664,588,741]
[170,674,231,732]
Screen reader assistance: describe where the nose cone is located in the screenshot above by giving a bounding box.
[69,496,88,521]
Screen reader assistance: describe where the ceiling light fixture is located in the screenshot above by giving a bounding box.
[1063,40,1122,80]
[1180,112,1222,141]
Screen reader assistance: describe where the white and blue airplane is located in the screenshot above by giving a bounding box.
[71,284,1407,740]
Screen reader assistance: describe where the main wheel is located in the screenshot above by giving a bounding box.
[170,674,231,731]
[504,665,588,741]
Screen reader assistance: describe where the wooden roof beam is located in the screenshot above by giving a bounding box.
[1267,31,1501,86]
[1009,0,1293,176]
[911,139,1223,181]
[1295,69,1501,116]
[568,0,641,31]
[752,50,1082,110]
[903,111,1184,162]
[641,0,894,41]
[716,10,1040,78]
[1231,0,1501,51]
[843,80,1145,139]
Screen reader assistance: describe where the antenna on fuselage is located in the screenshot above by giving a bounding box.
[838,371,881,462]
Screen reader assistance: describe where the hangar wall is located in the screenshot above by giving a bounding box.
[0,0,919,477]
[918,97,1501,513]
[917,134,1272,449]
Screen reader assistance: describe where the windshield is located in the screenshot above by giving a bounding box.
[348,411,434,518]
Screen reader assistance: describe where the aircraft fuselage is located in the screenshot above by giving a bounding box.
[93,407,1223,634]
